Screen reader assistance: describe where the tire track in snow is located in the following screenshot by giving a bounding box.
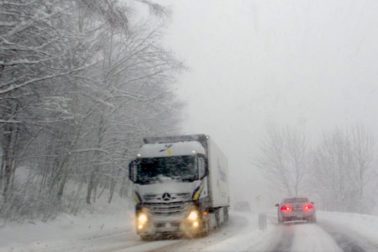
[140,226,233,252]
[268,224,294,252]
[118,239,182,252]
[319,222,378,252]
[122,213,274,252]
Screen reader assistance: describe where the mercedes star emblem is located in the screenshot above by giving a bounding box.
[162,193,171,201]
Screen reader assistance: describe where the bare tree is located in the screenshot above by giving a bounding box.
[255,125,308,197]
[310,126,375,212]
[0,0,182,221]
[349,125,375,201]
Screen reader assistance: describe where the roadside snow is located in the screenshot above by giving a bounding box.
[0,198,134,252]
[0,209,271,252]
[319,211,378,247]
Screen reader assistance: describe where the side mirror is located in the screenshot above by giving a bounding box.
[198,156,208,179]
[275,203,279,207]
[200,167,208,180]
[128,160,137,182]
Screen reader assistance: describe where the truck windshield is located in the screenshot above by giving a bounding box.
[136,156,197,184]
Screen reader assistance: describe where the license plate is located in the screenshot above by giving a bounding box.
[295,213,303,218]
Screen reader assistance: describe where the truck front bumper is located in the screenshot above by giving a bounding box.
[136,210,204,237]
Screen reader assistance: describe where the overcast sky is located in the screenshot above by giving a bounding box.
[154,0,378,205]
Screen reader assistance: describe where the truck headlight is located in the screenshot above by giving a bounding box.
[187,210,199,221]
[137,212,148,230]
[192,221,199,228]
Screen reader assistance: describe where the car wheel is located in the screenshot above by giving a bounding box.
[308,216,316,223]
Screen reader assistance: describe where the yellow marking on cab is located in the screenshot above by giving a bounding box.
[166,147,173,156]
[193,185,204,201]
[133,192,140,203]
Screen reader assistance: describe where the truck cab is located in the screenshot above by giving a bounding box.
[129,134,229,239]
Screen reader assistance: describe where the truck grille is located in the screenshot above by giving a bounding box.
[143,193,191,202]
[144,202,189,216]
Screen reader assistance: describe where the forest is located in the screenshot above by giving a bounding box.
[0,0,182,221]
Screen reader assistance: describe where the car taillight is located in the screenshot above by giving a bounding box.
[280,205,292,212]
[304,203,314,211]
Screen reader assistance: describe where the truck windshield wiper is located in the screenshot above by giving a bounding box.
[180,177,196,182]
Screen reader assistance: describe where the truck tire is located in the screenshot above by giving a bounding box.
[200,217,210,237]
[140,234,153,241]
[215,210,221,228]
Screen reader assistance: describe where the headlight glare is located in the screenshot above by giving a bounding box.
[192,221,199,228]
[187,210,199,221]
[138,212,148,225]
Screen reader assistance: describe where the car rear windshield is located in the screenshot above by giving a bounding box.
[283,198,308,203]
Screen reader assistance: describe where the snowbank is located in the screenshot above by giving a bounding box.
[0,196,134,252]
[319,211,378,246]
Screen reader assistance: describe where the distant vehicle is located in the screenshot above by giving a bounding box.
[233,201,252,212]
[275,197,316,223]
[128,134,230,239]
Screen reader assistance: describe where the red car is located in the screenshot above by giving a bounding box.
[275,197,316,223]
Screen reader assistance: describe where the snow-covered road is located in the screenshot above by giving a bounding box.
[1,211,378,252]
[123,212,378,252]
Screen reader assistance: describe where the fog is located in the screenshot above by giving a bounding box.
[158,0,378,207]
[2,1,378,250]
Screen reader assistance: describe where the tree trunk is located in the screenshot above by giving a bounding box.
[2,102,19,198]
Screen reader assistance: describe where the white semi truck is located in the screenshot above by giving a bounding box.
[128,134,230,239]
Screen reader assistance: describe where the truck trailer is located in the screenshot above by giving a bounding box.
[128,134,230,239]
